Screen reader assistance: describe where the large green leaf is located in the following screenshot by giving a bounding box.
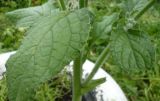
[6,0,58,28]
[110,28,154,72]
[6,9,92,101]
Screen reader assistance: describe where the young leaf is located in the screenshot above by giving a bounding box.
[6,9,92,101]
[92,13,119,44]
[110,28,155,72]
[6,0,58,28]
[119,0,148,15]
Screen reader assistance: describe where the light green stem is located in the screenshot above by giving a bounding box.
[134,0,155,20]
[28,0,32,6]
[58,0,66,10]
[83,44,110,86]
[72,57,82,101]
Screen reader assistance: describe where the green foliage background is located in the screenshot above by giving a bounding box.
[89,0,160,101]
[0,0,160,101]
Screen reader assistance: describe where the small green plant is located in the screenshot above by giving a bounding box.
[5,0,158,101]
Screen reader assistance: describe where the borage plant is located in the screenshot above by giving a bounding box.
[6,0,157,101]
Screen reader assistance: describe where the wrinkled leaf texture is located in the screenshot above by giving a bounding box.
[111,28,154,72]
[6,8,92,101]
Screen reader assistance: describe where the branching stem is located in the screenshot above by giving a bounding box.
[83,44,110,86]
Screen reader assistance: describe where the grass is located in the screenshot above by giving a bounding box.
[0,70,71,101]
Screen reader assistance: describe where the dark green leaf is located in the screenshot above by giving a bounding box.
[6,9,92,101]
[6,0,58,28]
[110,28,154,72]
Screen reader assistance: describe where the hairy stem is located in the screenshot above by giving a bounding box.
[72,57,82,101]
[134,0,155,20]
[57,0,66,10]
[83,44,110,86]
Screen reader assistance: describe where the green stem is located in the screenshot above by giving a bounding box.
[58,0,66,10]
[79,0,85,8]
[28,0,32,6]
[72,57,82,101]
[134,0,155,20]
[83,44,110,86]
[84,0,88,7]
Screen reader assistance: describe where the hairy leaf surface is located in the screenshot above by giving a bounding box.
[6,9,91,101]
[6,0,58,28]
[110,28,154,71]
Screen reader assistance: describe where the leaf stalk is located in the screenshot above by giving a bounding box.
[83,44,110,86]
[58,0,66,10]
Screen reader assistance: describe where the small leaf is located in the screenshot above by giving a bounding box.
[119,0,148,15]
[92,13,119,44]
[6,9,92,101]
[110,28,155,72]
[6,0,58,28]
